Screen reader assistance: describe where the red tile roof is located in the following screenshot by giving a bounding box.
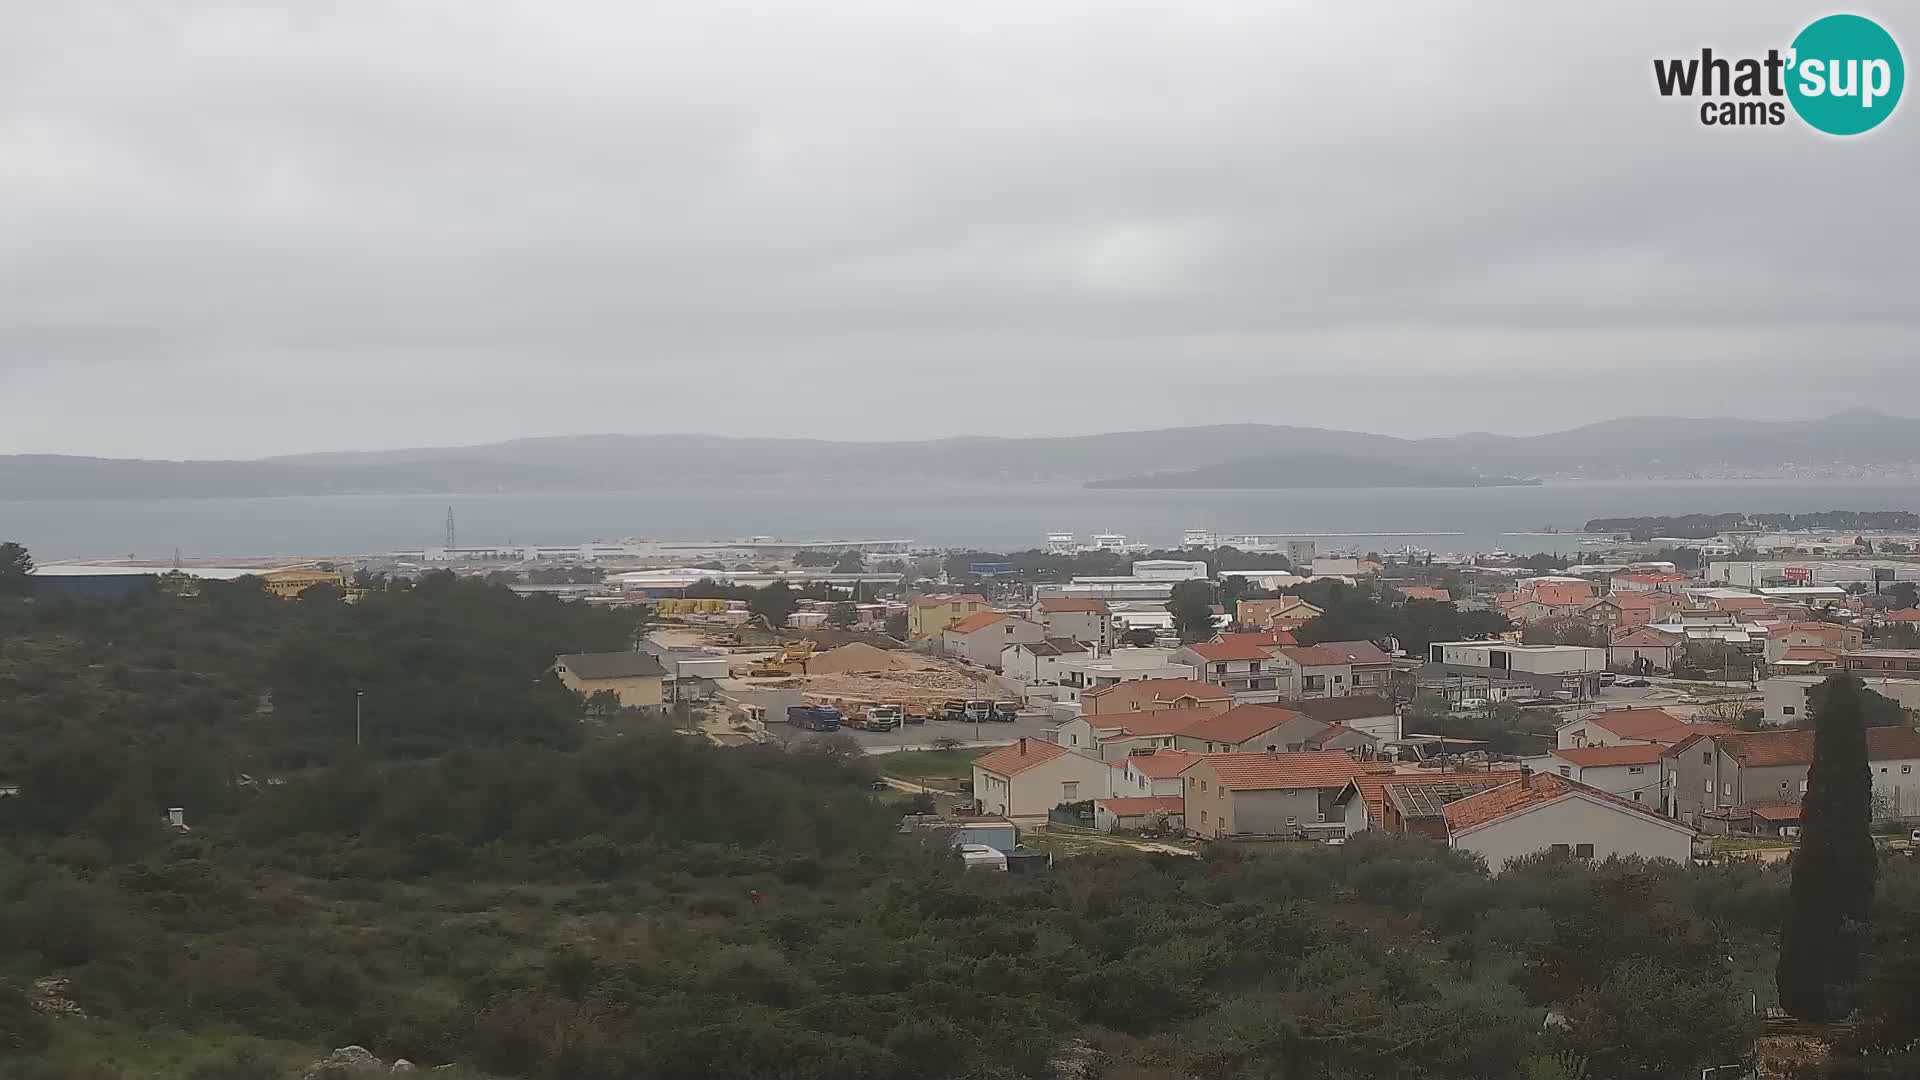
[1184,640,1275,662]
[1097,796,1185,817]
[1549,744,1668,767]
[973,738,1073,777]
[1532,584,1594,607]
[1179,704,1307,744]
[1571,708,1734,745]
[946,611,1009,634]
[1441,770,1682,832]
[1704,727,1920,768]
[1884,609,1920,623]
[1768,621,1856,637]
[1344,770,1520,826]
[1035,598,1110,614]
[1398,586,1452,602]
[1216,630,1295,649]
[912,593,987,607]
[1281,645,1353,667]
[1745,801,1804,821]
[1192,751,1361,790]
[1119,749,1201,778]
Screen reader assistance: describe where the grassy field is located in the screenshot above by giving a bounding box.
[873,747,991,782]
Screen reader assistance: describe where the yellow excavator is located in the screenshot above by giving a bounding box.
[748,638,817,678]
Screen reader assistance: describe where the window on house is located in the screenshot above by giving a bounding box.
[1800,779,1808,793]
[1702,752,1712,765]
[1783,706,1796,716]
[1704,779,1713,793]
[1575,843,1595,859]
[1218,786,1224,800]
[1200,810,1208,825]
[1550,843,1571,855]
[1062,782,1078,800]
[1633,791,1643,802]
[1628,766,1644,774]
[1905,765,1912,775]
[1557,766,1571,777]
[1723,783,1732,796]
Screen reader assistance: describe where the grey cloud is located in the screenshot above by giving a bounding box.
[0,0,1914,456]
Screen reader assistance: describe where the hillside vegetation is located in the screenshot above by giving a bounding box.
[2,567,1919,1079]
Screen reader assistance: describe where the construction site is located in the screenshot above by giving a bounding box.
[649,621,1014,743]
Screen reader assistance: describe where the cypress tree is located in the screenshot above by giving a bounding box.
[1776,673,1878,1021]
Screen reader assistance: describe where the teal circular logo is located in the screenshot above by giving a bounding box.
[1787,14,1904,135]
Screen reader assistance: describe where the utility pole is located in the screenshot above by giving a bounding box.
[356,690,364,749]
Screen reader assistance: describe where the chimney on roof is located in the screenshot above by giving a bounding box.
[1519,765,1532,789]
[1266,747,1280,759]
[1019,737,1027,755]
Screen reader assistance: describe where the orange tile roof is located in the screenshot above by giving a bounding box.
[1083,678,1229,705]
[1097,796,1185,817]
[1441,770,1680,832]
[1532,584,1594,607]
[946,611,1009,634]
[1612,593,1664,608]
[1767,621,1854,637]
[1884,609,1920,623]
[1104,707,1222,738]
[1744,801,1804,821]
[1035,598,1110,614]
[1180,704,1306,744]
[1184,640,1275,662]
[1216,630,1295,648]
[1119,749,1201,778]
[1576,708,1686,740]
[1398,586,1452,602]
[973,738,1073,777]
[1550,744,1667,767]
[1193,751,1360,791]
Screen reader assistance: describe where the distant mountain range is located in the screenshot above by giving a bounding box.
[3,409,1916,500]
[1084,453,1534,490]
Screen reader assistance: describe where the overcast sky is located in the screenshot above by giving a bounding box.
[1,1,1914,458]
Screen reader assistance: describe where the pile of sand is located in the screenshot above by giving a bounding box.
[805,642,912,675]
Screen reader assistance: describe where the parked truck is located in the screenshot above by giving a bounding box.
[786,704,843,732]
[859,705,903,732]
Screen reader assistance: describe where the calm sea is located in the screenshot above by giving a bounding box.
[5,479,1920,562]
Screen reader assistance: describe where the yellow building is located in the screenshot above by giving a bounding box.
[258,564,346,600]
[906,593,990,640]
[553,651,667,709]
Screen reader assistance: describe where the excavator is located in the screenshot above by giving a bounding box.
[747,638,817,678]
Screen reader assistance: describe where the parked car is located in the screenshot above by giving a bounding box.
[1455,697,1490,712]
[992,701,1021,722]
[1617,678,1651,688]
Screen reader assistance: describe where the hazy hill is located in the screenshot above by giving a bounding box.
[4,410,1917,499]
[1084,453,1533,490]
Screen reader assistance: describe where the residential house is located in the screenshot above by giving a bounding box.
[1294,694,1402,742]
[1843,649,1920,679]
[1000,638,1088,685]
[1582,598,1625,633]
[1310,640,1395,694]
[1759,673,1920,727]
[1881,608,1920,626]
[1276,645,1356,699]
[943,612,1044,670]
[1051,648,1199,702]
[1666,726,1920,824]
[1236,597,1323,631]
[1082,677,1232,716]
[1556,707,1732,750]
[1181,752,1361,839]
[1303,723,1380,754]
[1609,627,1684,674]
[1612,591,1680,627]
[1770,647,1841,677]
[1441,769,1697,870]
[1763,622,1864,663]
[1612,572,1693,594]
[553,652,667,709]
[1500,599,1556,625]
[1175,640,1289,703]
[971,738,1116,819]
[1094,796,1185,833]
[906,593,990,640]
[1334,770,1520,838]
[1397,586,1452,602]
[1107,749,1200,798]
[1523,744,1668,805]
[1172,705,1320,754]
[1054,707,1224,760]
[1031,597,1113,650]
